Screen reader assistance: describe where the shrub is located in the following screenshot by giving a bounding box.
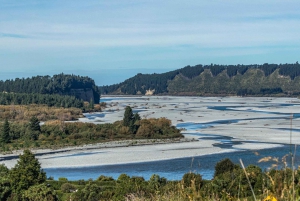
[182,172,203,190]
[60,183,76,193]
[97,175,114,182]
[214,158,236,178]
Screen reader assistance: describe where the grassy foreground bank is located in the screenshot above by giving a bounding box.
[0,150,298,201]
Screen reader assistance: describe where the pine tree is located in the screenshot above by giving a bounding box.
[123,106,141,134]
[123,106,134,127]
[9,150,46,193]
[89,98,94,109]
[1,119,10,143]
[29,116,40,132]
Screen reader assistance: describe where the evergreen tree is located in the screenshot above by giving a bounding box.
[29,116,40,132]
[214,158,236,178]
[123,106,141,134]
[9,150,46,193]
[123,106,134,127]
[0,164,11,200]
[1,119,10,143]
[89,98,94,109]
[131,113,141,134]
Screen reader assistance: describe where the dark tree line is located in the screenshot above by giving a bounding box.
[260,87,283,95]
[259,63,278,76]
[100,62,300,95]
[0,92,84,108]
[227,65,249,77]
[100,65,205,95]
[279,62,300,80]
[0,73,100,104]
[179,65,204,79]
[207,64,226,77]
[237,88,284,96]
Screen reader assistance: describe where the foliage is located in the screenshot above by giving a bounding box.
[101,62,300,96]
[214,158,236,178]
[0,164,11,200]
[0,92,84,108]
[149,174,167,191]
[260,63,278,76]
[1,119,10,143]
[1,115,182,151]
[97,175,114,182]
[182,172,203,190]
[3,153,300,201]
[60,183,76,193]
[136,118,181,138]
[209,64,226,76]
[0,104,82,122]
[123,106,134,127]
[29,116,41,132]
[100,64,204,95]
[73,182,102,201]
[123,106,141,133]
[0,73,101,104]
[279,62,300,80]
[22,184,58,201]
[9,149,46,193]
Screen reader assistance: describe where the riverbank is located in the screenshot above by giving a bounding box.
[1,133,281,170]
[1,96,299,173]
[99,96,300,145]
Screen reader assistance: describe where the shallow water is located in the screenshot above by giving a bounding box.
[44,145,298,181]
[42,97,300,180]
[7,96,300,181]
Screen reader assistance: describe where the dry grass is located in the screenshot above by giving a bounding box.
[0,104,83,121]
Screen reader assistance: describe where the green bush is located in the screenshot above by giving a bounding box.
[214,158,236,178]
[60,183,76,193]
[182,172,203,190]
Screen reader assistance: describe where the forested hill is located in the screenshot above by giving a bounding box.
[0,74,101,103]
[100,62,300,96]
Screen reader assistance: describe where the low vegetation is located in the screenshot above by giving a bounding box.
[0,106,182,152]
[0,151,298,200]
[0,104,83,122]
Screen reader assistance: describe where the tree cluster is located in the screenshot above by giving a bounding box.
[122,106,141,133]
[0,73,100,104]
[0,92,84,108]
[100,62,300,95]
[100,64,205,95]
[208,64,226,77]
[279,62,300,80]
[0,150,56,200]
[0,110,182,151]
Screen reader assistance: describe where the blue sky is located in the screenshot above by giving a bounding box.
[0,0,300,85]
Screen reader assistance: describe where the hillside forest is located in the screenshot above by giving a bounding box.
[100,62,300,96]
[0,74,100,104]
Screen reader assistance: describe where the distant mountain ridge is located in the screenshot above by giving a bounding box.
[100,62,300,96]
